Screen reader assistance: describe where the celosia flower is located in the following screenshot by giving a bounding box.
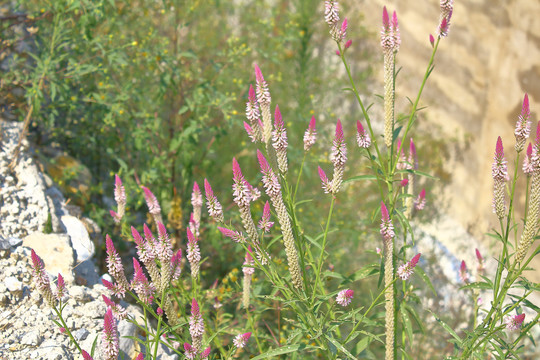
[345,39,352,49]
[30,249,55,307]
[81,350,94,360]
[492,137,508,219]
[191,181,203,227]
[338,18,348,42]
[142,186,160,215]
[135,354,144,360]
[459,260,469,283]
[132,226,160,288]
[381,7,400,52]
[245,181,261,202]
[257,150,281,198]
[505,313,525,331]
[391,11,400,51]
[246,84,262,142]
[414,189,426,211]
[396,253,421,280]
[59,327,66,333]
[318,166,331,194]
[356,120,371,148]
[111,174,126,223]
[254,64,272,144]
[204,179,224,222]
[523,143,534,176]
[218,227,245,243]
[184,343,198,360]
[429,34,435,47]
[515,93,531,152]
[232,158,252,207]
[105,235,130,297]
[336,289,354,306]
[400,178,409,187]
[396,140,407,170]
[244,121,257,142]
[187,228,201,279]
[376,247,382,255]
[233,332,252,348]
[201,346,211,359]
[380,202,395,242]
[243,246,255,308]
[272,105,289,173]
[475,248,485,275]
[304,116,317,151]
[408,138,418,170]
[243,246,255,276]
[330,119,347,194]
[258,201,274,232]
[102,307,119,360]
[189,299,205,348]
[171,249,183,281]
[438,10,453,38]
[101,278,126,298]
[131,258,155,305]
[55,273,66,301]
[324,0,341,42]
[157,222,173,286]
[157,307,163,316]
[102,295,128,320]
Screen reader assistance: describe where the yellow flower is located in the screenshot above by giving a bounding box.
[132,41,138,46]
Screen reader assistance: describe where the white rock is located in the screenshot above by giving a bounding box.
[4,276,22,293]
[21,331,42,346]
[60,215,95,262]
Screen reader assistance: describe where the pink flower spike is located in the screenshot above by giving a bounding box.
[102,294,128,320]
[400,178,409,187]
[429,34,435,47]
[233,332,252,348]
[345,39,352,49]
[187,227,197,245]
[192,181,202,206]
[105,235,129,296]
[81,350,94,360]
[304,116,317,151]
[114,174,126,206]
[397,253,422,281]
[254,63,271,105]
[506,313,526,331]
[336,289,354,306]
[232,158,244,182]
[408,138,418,169]
[318,166,331,194]
[59,327,66,333]
[274,105,283,128]
[256,150,271,174]
[55,273,66,301]
[259,201,274,232]
[244,121,256,142]
[415,188,426,211]
[356,120,371,148]
[382,6,390,30]
[339,18,348,41]
[243,245,255,276]
[392,11,401,50]
[217,227,245,243]
[459,260,469,283]
[248,84,257,102]
[380,202,395,241]
[141,186,161,215]
[335,119,344,142]
[335,50,341,56]
[189,299,205,339]
[184,343,197,360]
[201,346,211,358]
[135,354,144,360]
[523,143,534,175]
[475,248,483,262]
[204,178,213,198]
[102,307,119,360]
[254,63,264,84]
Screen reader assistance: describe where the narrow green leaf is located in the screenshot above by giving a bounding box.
[343,174,378,184]
[428,310,462,346]
[250,344,308,359]
[415,266,437,296]
[325,334,356,359]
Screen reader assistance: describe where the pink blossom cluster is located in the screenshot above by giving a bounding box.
[233,332,252,348]
[381,7,400,53]
[204,179,224,222]
[336,289,354,307]
[303,116,317,151]
[396,253,421,280]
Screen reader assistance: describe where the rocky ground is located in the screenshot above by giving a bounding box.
[0,121,178,360]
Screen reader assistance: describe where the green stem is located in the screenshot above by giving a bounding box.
[311,196,335,305]
[53,304,84,355]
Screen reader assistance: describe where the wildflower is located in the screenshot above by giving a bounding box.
[380,202,395,242]
[324,1,341,42]
[258,201,274,232]
[201,346,211,359]
[30,249,55,307]
[245,180,261,202]
[515,94,530,152]
[257,150,302,289]
[505,314,525,331]
[429,34,435,47]
[400,178,409,187]
[381,7,394,51]
[189,299,205,350]
[330,119,347,194]
[157,222,173,289]
[345,39,352,49]
[414,189,426,211]
[438,0,454,39]
[105,235,130,297]
[246,84,262,142]
[157,307,163,316]
[492,137,507,219]
[131,226,160,288]
[304,116,317,151]
[459,260,469,283]
[232,158,252,208]
[102,308,119,360]
[516,123,540,263]
[408,138,418,170]
[171,249,183,281]
[136,354,144,360]
[101,279,126,298]
[233,332,252,348]
[356,120,371,148]
[204,179,224,222]
[186,228,201,279]
[318,166,331,194]
[376,247,382,255]
[336,289,354,306]
[338,18,348,42]
[131,258,155,305]
[102,295,128,320]
[272,105,289,173]
[244,121,257,142]
[81,350,94,360]
[59,327,66,333]
[218,227,245,243]
[391,11,400,52]
[142,186,163,224]
[396,253,421,280]
[55,273,66,301]
[523,143,534,176]
[254,64,272,144]
[184,343,198,360]
[475,248,485,275]
[111,174,126,223]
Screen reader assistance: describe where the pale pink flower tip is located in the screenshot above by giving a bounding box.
[336,289,354,307]
[274,105,283,127]
[524,143,534,175]
[248,84,257,102]
[356,120,371,148]
[191,298,200,316]
[56,273,65,300]
[204,178,213,197]
[142,186,160,215]
[318,166,331,194]
[193,181,201,196]
[114,174,125,205]
[59,327,66,333]
[415,188,426,211]
[381,201,390,221]
[218,227,244,243]
[232,158,244,180]
[304,116,317,151]
[380,201,395,241]
[495,136,504,158]
[157,307,163,316]
[259,201,274,232]
[102,307,119,360]
[254,63,264,83]
[335,119,344,141]
[506,313,526,331]
[522,93,530,118]
[233,332,252,348]
[244,121,255,142]
[382,6,390,29]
